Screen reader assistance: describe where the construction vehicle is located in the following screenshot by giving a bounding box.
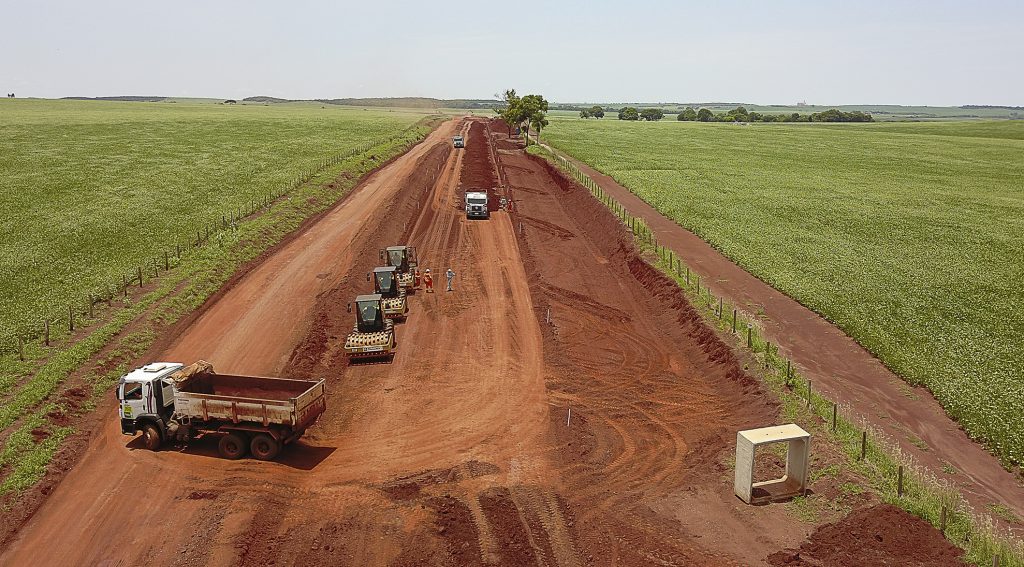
[343,293,397,361]
[117,361,326,460]
[372,266,408,320]
[453,135,465,148]
[381,245,419,292]
[466,190,490,219]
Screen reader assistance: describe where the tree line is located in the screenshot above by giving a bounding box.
[675,106,874,123]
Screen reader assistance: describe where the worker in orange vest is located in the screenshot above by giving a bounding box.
[423,269,434,293]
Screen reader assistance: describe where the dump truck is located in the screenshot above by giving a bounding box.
[453,135,465,148]
[343,293,396,361]
[117,361,326,460]
[466,190,490,219]
[382,245,419,292]
[372,266,408,319]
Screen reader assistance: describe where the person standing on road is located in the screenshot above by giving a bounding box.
[423,269,434,293]
[445,268,456,292]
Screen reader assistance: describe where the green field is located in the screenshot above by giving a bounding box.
[543,119,1024,465]
[0,99,426,345]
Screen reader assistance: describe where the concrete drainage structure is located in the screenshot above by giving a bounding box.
[734,424,811,505]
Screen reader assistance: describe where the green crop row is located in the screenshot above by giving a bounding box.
[0,99,428,347]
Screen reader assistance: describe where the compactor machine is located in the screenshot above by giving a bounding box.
[343,294,396,361]
[382,245,419,292]
[371,266,408,320]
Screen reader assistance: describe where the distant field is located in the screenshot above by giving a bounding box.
[543,119,1024,465]
[0,99,426,341]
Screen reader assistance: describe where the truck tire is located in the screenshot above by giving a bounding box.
[142,424,162,451]
[218,432,247,460]
[250,433,281,461]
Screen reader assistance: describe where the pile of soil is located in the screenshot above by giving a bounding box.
[767,503,967,566]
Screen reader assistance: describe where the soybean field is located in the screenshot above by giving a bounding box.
[543,118,1024,465]
[0,99,425,345]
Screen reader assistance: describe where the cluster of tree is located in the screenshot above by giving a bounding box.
[617,107,666,121]
[500,89,550,141]
[676,106,873,123]
[579,106,605,118]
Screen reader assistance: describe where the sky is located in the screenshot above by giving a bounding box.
[2,0,1022,106]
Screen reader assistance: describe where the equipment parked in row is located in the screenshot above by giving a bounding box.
[372,266,408,320]
[382,245,420,292]
[344,294,397,362]
[117,361,326,460]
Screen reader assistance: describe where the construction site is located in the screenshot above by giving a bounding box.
[0,117,990,566]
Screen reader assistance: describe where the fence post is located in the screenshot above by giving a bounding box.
[123,274,128,297]
[686,267,690,285]
[44,319,50,346]
[732,309,737,334]
[831,402,837,431]
[718,297,723,319]
[746,324,752,348]
[138,266,144,288]
[940,506,947,534]
[806,379,811,407]
[860,431,867,460]
[88,295,94,318]
[69,305,74,332]
[696,275,700,294]
[164,251,169,271]
[897,465,904,497]
[786,359,792,385]
[18,336,24,361]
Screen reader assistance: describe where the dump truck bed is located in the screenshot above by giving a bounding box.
[173,373,326,430]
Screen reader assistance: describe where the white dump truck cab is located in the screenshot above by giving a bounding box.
[465,190,489,219]
[453,135,465,148]
[118,362,184,437]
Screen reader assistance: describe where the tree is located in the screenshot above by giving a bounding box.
[618,107,640,120]
[678,107,697,121]
[640,108,665,121]
[580,109,592,118]
[589,105,605,119]
[500,89,549,140]
[696,108,714,122]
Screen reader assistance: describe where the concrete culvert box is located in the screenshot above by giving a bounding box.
[734,424,810,505]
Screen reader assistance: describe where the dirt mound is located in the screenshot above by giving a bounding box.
[767,504,967,566]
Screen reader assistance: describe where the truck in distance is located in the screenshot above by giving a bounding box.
[344,293,396,362]
[117,361,326,460]
[465,190,490,220]
[453,135,465,148]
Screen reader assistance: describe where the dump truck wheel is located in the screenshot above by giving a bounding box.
[218,432,247,460]
[142,424,162,451]
[250,433,281,461]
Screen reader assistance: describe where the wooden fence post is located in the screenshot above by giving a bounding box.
[860,431,867,460]
[44,319,50,346]
[164,251,169,271]
[88,295,94,318]
[718,297,723,319]
[746,324,752,348]
[69,305,74,332]
[18,337,24,361]
[831,402,837,431]
[940,506,947,534]
[806,379,812,407]
[123,274,128,297]
[138,266,143,288]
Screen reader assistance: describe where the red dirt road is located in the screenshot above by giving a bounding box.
[558,148,1024,527]
[1,118,956,566]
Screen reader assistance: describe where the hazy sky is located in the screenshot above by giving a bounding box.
[2,0,1022,106]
